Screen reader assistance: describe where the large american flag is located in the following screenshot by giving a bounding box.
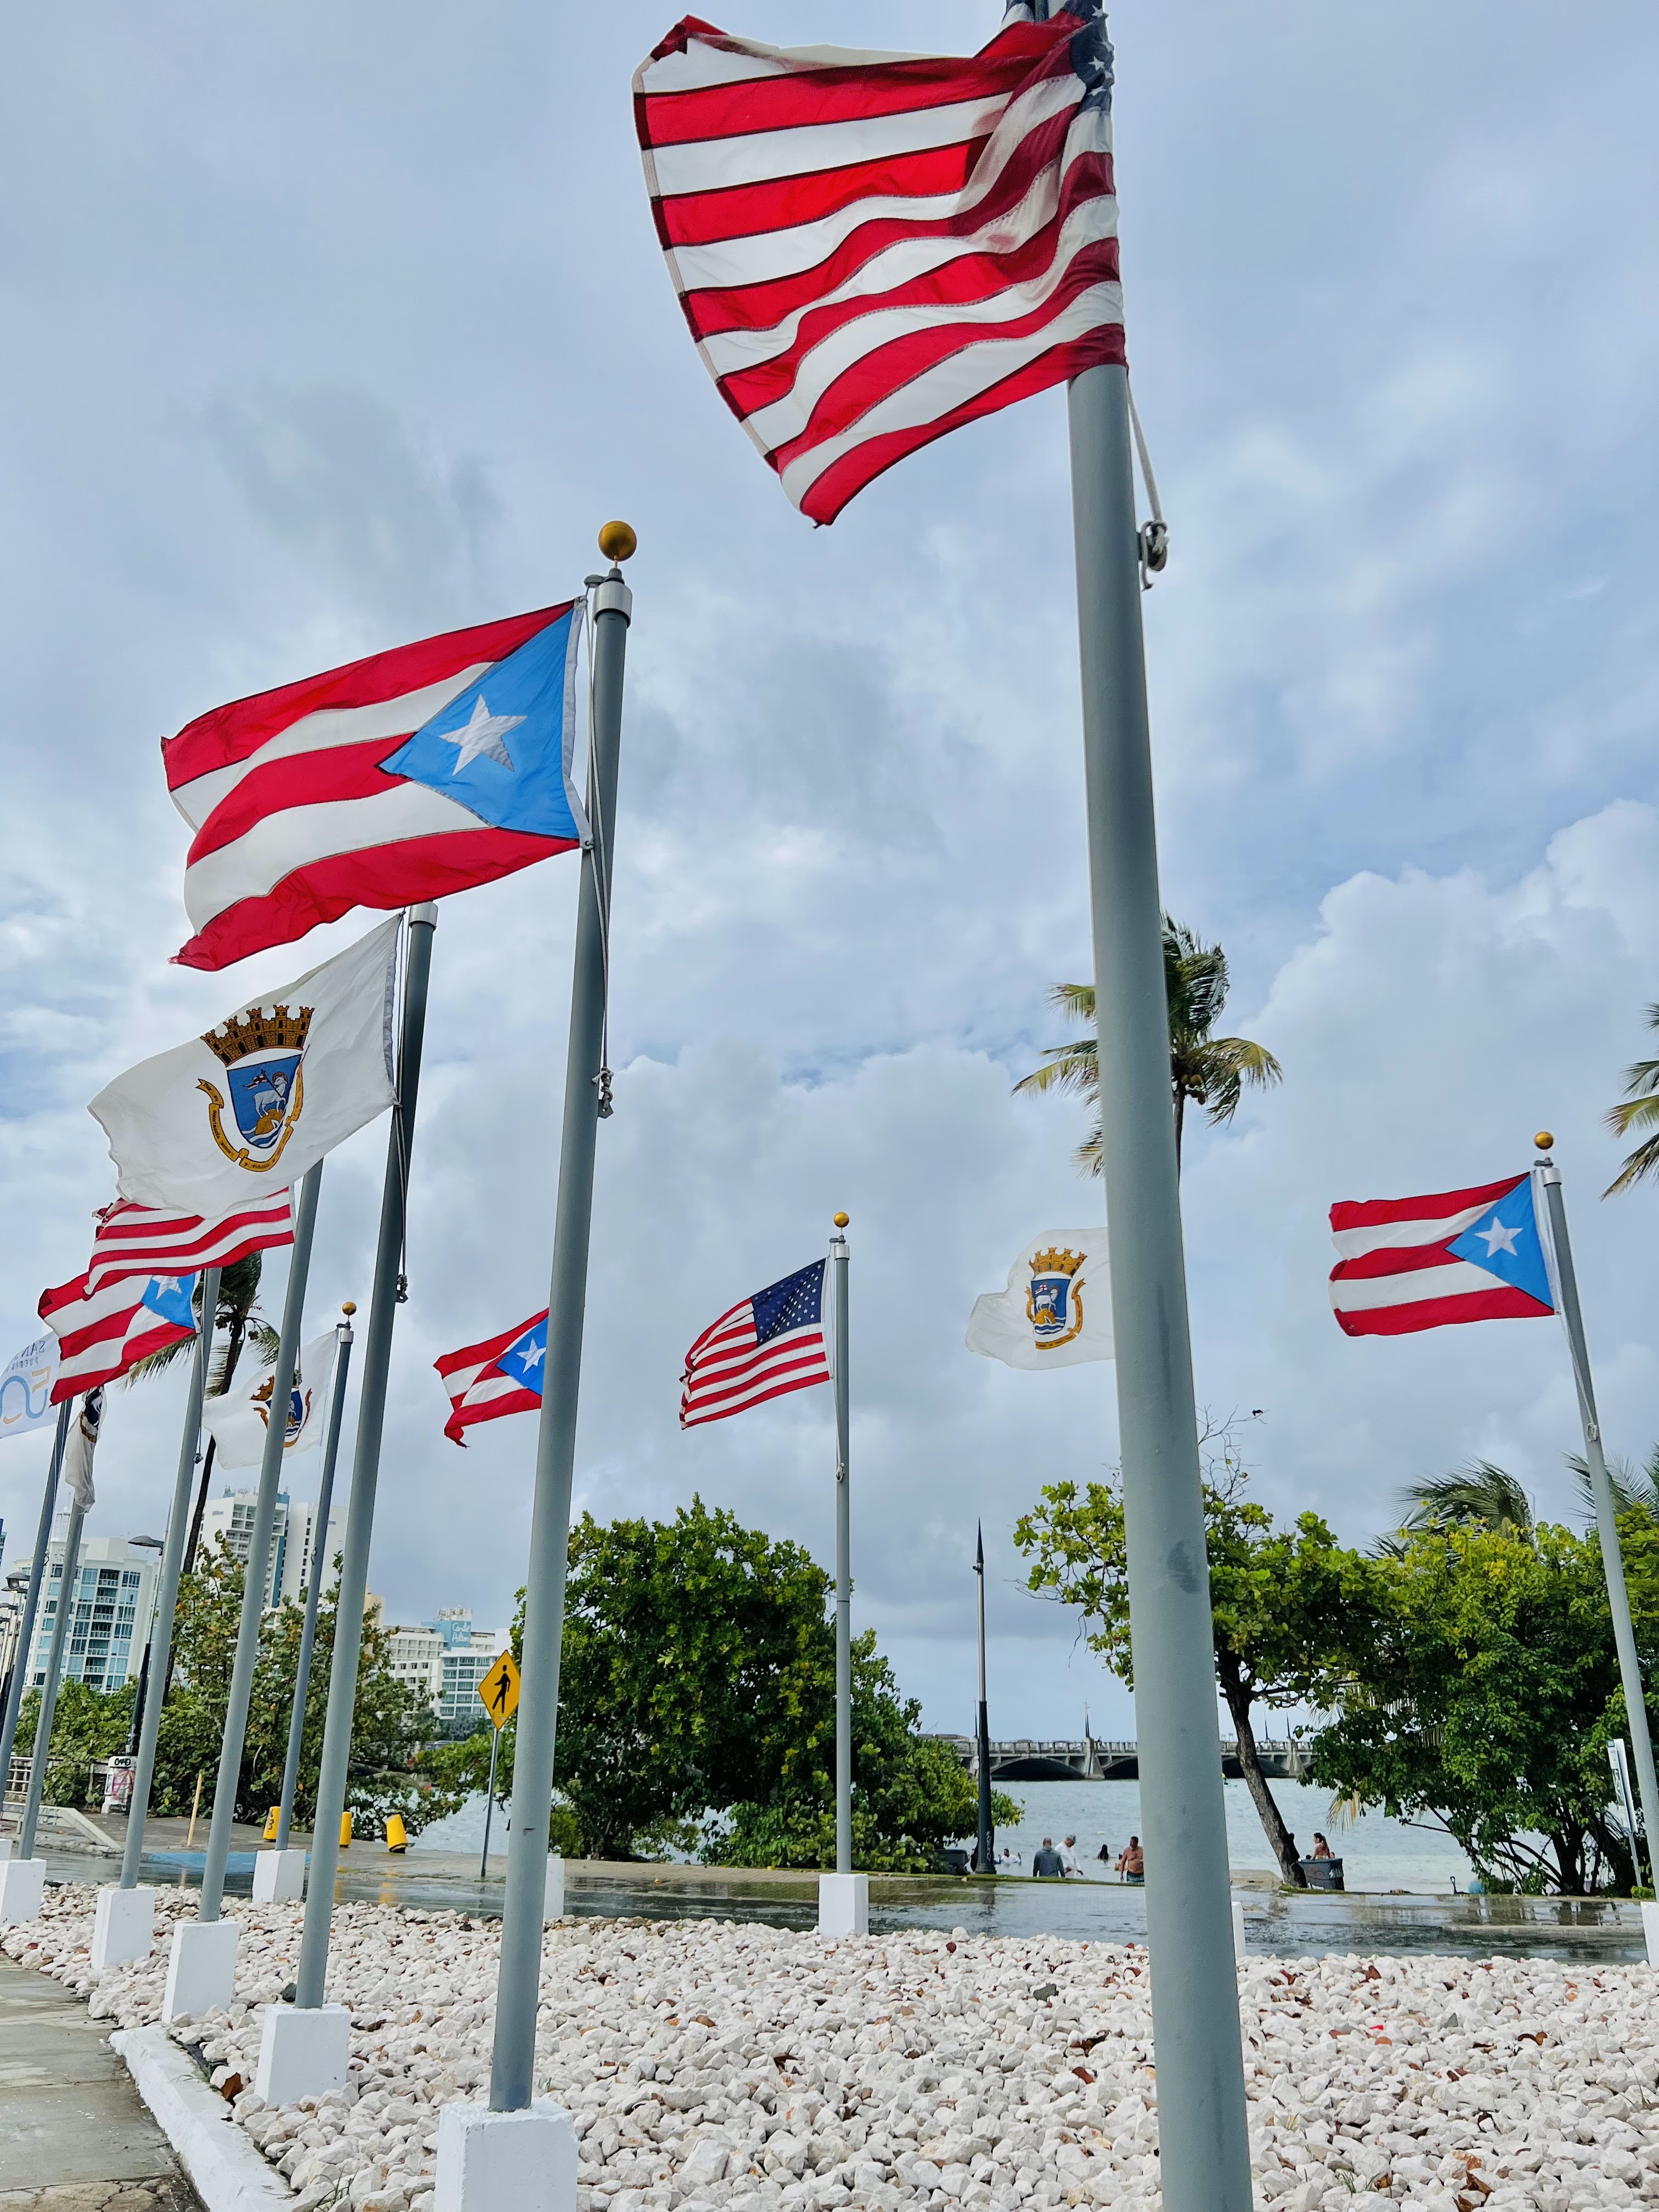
[634,3,1122,525]
[680,1259,832,1427]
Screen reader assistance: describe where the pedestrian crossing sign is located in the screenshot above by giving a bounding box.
[478,1649,520,1729]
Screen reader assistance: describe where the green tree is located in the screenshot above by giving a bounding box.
[11,1677,137,1806]
[488,1499,1011,1868]
[1013,918,1282,1175]
[1605,1004,1659,1195]
[1396,1462,1534,1541]
[1015,1464,1380,1884]
[1308,1516,1656,1894]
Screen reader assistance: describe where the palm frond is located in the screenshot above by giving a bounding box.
[248,1321,281,1364]
[1566,1451,1659,1521]
[1602,1008,1659,1195]
[1012,1042,1098,1099]
[124,1334,198,1387]
[1397,1461,1533,1538]
[1046,982,1095,1022]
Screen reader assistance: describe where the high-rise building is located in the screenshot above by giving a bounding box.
[386,1623,444,1708]
[384,1607,505,1729]
[198,1489,342,1609]
[26,1533,161,1694]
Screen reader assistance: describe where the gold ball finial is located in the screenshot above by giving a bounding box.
[597,520,637,563]
[342,1300,357,1315]
[1534,1131,1554,1153]
[833,1211,850,1228]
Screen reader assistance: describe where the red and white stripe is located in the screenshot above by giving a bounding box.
[434,1310,548,1447]
[680,1295,830,1429]
[85,1192,294,1297]
[163,604,578,972]
[634,8,1123,525]
[1329,1175,1549,1339]
[39,1273,196,1402]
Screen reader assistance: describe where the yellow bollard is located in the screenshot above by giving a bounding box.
[340,1810,353,1849]
[263,1807,279,1842]
[385,1814,408,1854]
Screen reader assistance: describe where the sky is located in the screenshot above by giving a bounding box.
[3,2,1658,1742]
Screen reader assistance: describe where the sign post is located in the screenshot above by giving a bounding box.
[477,1650,520,1880]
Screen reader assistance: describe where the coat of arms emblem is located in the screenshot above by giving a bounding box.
[251,1370,311,1445]
[198,1002,312,1172]
[1026,1245,1087,1351]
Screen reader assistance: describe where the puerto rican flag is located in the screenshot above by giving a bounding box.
[1329,1172,1556,1339]
[435,1310,548,1446]
[163,602,585,970]
[40,1269,199,1401]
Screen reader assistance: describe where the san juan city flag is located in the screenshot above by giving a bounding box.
[163,602,585,969]
[1329,1172,1556,1338]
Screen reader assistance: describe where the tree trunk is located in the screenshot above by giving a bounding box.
[1173,1086,1186,1176]
[1221,1670,1306,1886]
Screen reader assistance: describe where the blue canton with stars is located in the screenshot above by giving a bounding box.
[380,605,582,840]
[499,1317,548,1394]
[753,1261,826,1342]
[1446,1176,1555,1310]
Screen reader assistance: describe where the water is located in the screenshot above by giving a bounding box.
[413,1778,1472,1894]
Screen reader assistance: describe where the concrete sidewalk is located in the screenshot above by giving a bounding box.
[0,1952,198,2210]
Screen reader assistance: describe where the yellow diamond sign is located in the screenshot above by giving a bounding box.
[478,1649,520,1730]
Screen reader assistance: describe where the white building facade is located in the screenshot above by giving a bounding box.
[384,1608,504,1730]
[26,1534,161,1694]
[198,1489,342,1609]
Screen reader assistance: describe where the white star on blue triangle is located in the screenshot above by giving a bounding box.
[1447,1180,1554,1310]
[380,605,582,840]
[500,1317,548,1393]
[142,1273,199,1329]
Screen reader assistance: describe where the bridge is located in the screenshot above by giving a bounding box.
[929,1734,1310,1784]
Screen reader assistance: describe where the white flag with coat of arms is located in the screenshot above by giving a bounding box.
[88,919,399,1215]
[965,1229,1113,1370]
[201,1328,338,1469]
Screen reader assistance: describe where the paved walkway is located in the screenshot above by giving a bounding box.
[0,1953,198,2210]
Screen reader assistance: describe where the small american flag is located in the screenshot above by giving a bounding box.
[84,1192,294,1297]
[634,3,1123,525]
[680,1259,831,1428]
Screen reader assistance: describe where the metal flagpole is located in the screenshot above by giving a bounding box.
[120,1269,221,1889]
[0,1401,70,1828]
[19,1489,86,1860]
[479,1729,501,1882]
[275,1305,355,1853]
[974,1522,995,1876]
[488,526,634,2114]
[1068,358,1252,2210]
[296,904,438,2009]
[198,1164,323,1923]
[1534,1136,1659,1867]
[831,1216,851,1876]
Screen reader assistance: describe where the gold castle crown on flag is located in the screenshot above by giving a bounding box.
[201,1002,314,1066]
[1031,1246,1086,1277]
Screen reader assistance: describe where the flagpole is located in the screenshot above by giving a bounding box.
[275,1305,355,1854]
[1068,359,1252,2211]
[193,1165,323,1922]
[832,1216,851,1875]
[120,1269,220,1890]
[974,1522,995,1876]
[484,527,634,2121]
[293,904,437,2013]
[1534,1136,1659,1876]
[19,1487,86,1860]
[0,1400,70,1832]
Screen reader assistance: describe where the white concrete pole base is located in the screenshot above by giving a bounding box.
[0,1857,46,1923]
[256,2002,351,2104]
[436,2100,577,2212]
[91,1884,155,1973]
[544,1854,565,1922]
[1231,1897,1246,1960]
[817,1871,869,1936]
[162,1917,240,2022]
[1642,1899,1659,1968]
[251,1848,308,1904]
[0,1835,13,1861]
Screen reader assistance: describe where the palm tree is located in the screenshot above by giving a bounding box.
[1605,1006,1659,1195]
[127,1254,277,1573]
[1396,1462,1534,1539]
[1013,917,1283,1175]
[1567,1445,1659,1523]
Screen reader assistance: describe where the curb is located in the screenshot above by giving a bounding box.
[111,2024,291,2211]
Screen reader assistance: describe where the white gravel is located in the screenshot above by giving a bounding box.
[7,1882,1658,2210]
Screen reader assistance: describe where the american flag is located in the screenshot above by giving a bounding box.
[1329,1173,1556,1339]
[84,1192,294,1297]
[680,1259,831,1428]
[163,602,584,970]
[634,3,1122,525]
